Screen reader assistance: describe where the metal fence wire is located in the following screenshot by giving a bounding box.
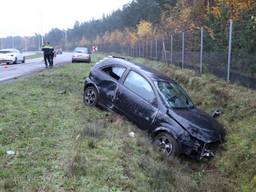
[98,20,256,90]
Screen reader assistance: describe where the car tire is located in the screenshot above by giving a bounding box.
[22,57,25,63]
[83,86,98,106]
[13,57,17,64]
[153,132,180,158]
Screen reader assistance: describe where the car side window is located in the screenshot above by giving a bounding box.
[124,71,155,103]
[102,66,126,81]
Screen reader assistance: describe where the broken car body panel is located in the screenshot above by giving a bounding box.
[84,57,225,159]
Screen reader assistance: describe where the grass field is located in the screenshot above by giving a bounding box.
[25,52,43,60]
[0,53,255,191]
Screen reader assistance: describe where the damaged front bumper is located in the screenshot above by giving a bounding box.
[180,135,218,160]
[199,143,215,160]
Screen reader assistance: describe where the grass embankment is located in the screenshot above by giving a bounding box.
[131,57,256,192]
[0,55,197,192]
[0,53,255,191]
[25,52,43,60]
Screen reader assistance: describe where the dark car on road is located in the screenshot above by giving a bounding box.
[83,56,225,159]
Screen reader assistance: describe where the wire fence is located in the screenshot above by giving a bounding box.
[98,20,256,90]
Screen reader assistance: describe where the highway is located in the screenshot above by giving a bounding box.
[0,52,72,83]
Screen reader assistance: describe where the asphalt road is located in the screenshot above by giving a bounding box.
[0,52,72,83]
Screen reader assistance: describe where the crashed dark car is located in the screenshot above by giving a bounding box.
[83,56,225,159]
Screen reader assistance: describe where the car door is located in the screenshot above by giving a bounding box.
[97,65,126,109]
[114,70,158,130]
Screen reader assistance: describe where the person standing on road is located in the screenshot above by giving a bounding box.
[42,42,54,68]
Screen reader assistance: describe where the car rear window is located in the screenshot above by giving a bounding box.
[0,51,13,54]
[74,48,88,53]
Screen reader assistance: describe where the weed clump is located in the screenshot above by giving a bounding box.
[67,153,88,177]
[80,121,105,139]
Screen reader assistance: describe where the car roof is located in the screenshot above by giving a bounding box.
[97,57,175,82]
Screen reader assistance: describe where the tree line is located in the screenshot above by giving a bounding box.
[0,0,255,54]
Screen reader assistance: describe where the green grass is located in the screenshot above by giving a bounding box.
[0,54,198,192]
[25,52,43,60]
[0,53,255,191]
[129,56,256,192]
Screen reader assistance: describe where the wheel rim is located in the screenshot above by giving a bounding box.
[156,135,173,156]
[84,88,96,105]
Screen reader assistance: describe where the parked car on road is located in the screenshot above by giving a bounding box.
[72,47,91,63]
[0,49,25,64]
[83,56,225,160]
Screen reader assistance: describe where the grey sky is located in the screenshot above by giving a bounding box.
[0,0,132,38]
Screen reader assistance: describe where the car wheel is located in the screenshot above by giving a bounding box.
[22,57,25,63]
[13,57,17,64]
[83,86,98,106]
[153,132,180,158]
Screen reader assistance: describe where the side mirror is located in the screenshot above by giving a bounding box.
[212,109,221,118]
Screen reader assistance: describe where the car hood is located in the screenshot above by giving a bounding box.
[168,107,225,143]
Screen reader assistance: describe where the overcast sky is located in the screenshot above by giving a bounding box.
[0,0,132,38]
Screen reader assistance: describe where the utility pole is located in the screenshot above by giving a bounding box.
[65,30,68,50]
[0,38,2,49]
[24,37,27,52]
[39,10,44,49]
[12,36,14,48]
[38,35,41,51]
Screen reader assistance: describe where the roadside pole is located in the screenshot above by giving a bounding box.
[0,38,3,49]
[138,42,141,57]
[170,35,173,65]
[162,38,168,65]
[155,39,158,60]
[182,32,185,69]
[150,39,153,59]
[227,19,233,82]
[200,27,204,74]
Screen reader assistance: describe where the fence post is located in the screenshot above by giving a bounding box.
[170,35,173,65]
[145,40,148,58]
[150,39,153,59]
[155,39,158,60]
[162,38,168,65]
[141,41,143,57]
[200,27,204,74]
[227,19,233,82]
[135,43,137,57]
[138,42,141,57]
[182,32,185,69]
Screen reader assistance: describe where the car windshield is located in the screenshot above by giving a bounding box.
[74,48,88,53]
[155,81,194,109]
